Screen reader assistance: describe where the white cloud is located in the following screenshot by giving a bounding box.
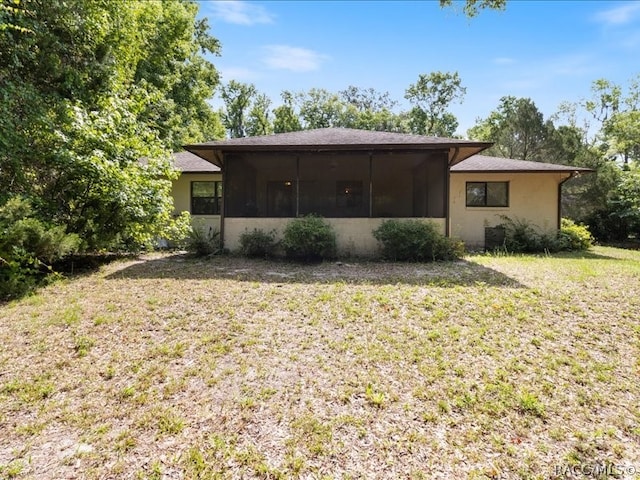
[262,45,330,72]
[593,2,640,26]
[209,1,274,26]
[492,57,516,65]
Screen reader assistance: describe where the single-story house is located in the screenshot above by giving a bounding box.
[171,128,590,254]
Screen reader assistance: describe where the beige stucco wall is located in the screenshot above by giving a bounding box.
[224,217,446,257]
[171,172,222,232]
[449,172,570,249]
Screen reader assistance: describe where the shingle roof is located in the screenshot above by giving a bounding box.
[172,151,220,173]
[451,155,593,173]
[184,128,493,168]
[188,128,489,148]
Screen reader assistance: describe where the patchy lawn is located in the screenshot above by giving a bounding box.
[1,247,639,479]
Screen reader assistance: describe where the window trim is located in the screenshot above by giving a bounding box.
[191,180,222,215]
[465,181,509,208]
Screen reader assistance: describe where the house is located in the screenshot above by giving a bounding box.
[173,128,589,254]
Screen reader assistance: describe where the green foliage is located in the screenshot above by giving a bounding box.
[559,219,594,251]
[372,219,464,262]
[404,71,465,136]
[273,91,302,133]
[0,197,80,300]
[0,0,223,246]
[586,165,640,242]
[498,216,561,253]
[1,0,224,293]
[497,216,592,253]
[220,80,258,138]
[467,96,553,161]
[161,212,193,249]
[282,215,337,261]
[186,223,220,257]
[439,0,507,17]
[238,229,279,258]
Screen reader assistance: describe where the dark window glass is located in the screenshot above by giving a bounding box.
[192,181,222,215]
[465,182,508,207]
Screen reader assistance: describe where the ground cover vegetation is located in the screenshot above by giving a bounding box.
[1,247,639,478]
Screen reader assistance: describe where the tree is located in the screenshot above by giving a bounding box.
[467,96,553,162]
[404,71,465,136]
[246,93,273,137]
[220,80,258,138]
[0,0,221,259]
[338,86,408,132]
[273,91,302,133]
[296,88,346,129]
[583,76,640,164]
[439,0,507,17]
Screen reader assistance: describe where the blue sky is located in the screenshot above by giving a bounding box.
[198,0,640,137]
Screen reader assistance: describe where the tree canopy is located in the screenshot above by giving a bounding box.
[0,0,223,297]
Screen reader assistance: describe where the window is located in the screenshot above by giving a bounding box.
[191,181,222,215]
[466,182,509,207]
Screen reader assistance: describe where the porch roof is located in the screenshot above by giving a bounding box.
[184,128,492,169]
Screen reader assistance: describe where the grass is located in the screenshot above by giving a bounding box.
[0,246,639,479]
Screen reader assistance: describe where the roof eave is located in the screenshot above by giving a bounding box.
[184,141,493,167]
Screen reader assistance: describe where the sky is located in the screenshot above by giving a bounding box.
[197,0,640,137]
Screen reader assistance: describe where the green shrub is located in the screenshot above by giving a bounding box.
[281,215,337,261]
[186,223,220,257]
[372,219,464,262]
[1,197,80,300]
[498,216,592,254]
[559,218,594,251]
[161,211,193,249]
[239,228,278,258]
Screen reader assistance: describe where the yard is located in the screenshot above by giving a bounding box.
[1,247,639,479]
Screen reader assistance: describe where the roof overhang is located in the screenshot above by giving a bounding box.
[183,142,492,169]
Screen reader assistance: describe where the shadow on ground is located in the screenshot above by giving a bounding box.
[105,253,526,288]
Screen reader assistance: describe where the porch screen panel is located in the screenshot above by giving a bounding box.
[225,154,296,217]
[298,154,369,217]
[372,152,447,217]
[225,155,257,217]
[425,154,447,217]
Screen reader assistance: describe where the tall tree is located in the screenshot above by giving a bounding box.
[467,96,552,161]
[220,80,258,138]
[246,93,273,137]
[296,88,345,129]
[404,71,465,136]
[0,0,222,251]
[273,91,302,133]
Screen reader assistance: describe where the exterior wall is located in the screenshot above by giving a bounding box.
[224,217,447,257]
[171,172,222,232]
[449,172,570,249]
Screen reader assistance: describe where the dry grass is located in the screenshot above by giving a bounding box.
[1,246,639,479]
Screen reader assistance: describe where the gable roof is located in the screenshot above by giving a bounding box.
[172,151,220,173]
[184,128,492,168]
[451,155,593,174]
